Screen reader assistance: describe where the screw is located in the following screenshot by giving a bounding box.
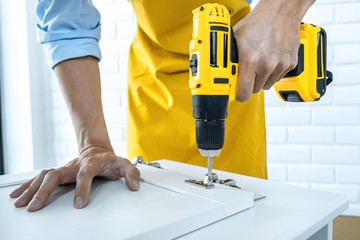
[197,40,202,44]
[228,10,231,14]
[200,6,204,11]
[196,84,201,88]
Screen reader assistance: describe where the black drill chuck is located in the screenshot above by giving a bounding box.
[192,95,228,151]
[195,120,225,150]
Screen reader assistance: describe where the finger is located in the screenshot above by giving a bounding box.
[58,161,81,185]
[122,161,141,191]
[253,57,278,93]
[263,56,297,90]
[262,69,288,90]
[236,62,256,102]
[9,177,35,198]
[253,70,273,93]
[14,169,54,207]
[74,166,96,209]
[27,170,62,212]
[262,63,286,90]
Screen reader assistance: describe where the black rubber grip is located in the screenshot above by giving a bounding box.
[279,91,304,102]
[230,26,238,63]
[284,44,304,78]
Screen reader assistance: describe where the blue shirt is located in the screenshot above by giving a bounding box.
[36,0,252,69]
[36,0,101,68]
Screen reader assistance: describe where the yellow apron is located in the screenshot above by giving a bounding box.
[127,0,267,179]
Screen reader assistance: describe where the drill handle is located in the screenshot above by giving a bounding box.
[228,26,239,102]
[230,27,238,64]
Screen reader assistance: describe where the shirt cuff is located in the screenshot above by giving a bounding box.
[36,24,102,68]
[42,37,102,68]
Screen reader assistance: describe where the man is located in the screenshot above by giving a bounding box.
[10,0,315,212]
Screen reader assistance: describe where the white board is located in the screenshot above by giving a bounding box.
[0,160,254,240]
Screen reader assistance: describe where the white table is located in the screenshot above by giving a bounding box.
[0,160,348,240]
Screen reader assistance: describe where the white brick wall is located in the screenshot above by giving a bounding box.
[336,3,360,23]
[43,0,360,216]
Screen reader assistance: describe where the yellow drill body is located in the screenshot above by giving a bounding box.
[189,3,238,102]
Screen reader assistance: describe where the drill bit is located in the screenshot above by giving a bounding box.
[207,156,213,187]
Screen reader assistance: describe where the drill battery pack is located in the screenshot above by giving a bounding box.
[274,23,333,102]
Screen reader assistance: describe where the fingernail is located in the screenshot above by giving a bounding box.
[132,179,139,190]
[10,188,19,197]
[75,196,84,209]
[15,193,27,203]
[27,197,39,211]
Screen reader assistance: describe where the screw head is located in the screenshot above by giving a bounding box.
[197,40,202,44]
[228,10,231,14]
[200,6,204,11]
[196,84,201,88]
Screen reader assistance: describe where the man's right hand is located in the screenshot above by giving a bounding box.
[9,146,140,212]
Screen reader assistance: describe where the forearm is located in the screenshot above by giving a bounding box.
[54,56,113,154]
[254,0,315,23]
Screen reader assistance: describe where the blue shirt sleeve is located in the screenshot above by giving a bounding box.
[35,0,102,68]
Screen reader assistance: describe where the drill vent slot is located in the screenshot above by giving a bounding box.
[210,32,217,67]
[209,6,227,18]
[223,33,228,67]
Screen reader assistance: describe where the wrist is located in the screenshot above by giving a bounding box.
[76,118,114,155]
[80,144,114,157]
[79,138,114,156]
[279,0,315,23]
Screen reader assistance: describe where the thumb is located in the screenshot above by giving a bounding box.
[123,162,141,191]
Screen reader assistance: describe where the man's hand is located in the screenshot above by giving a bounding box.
[9,146,140,212]
[8,57,139,212]
[234,0,315,102]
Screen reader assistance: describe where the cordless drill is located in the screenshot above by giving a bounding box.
[189,3,332,187]
[189,3,238,186]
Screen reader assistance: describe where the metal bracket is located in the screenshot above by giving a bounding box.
[185,172,241,190]
[132,156,162,169]
[184,179,215,189]
[133,157,241,190]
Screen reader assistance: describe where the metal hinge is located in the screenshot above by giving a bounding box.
[185,172,241,190]
[132,156,162,169]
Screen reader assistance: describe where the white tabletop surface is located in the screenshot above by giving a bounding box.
[0,160,348,240]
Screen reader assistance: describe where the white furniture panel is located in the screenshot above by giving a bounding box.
[0,160,348,240]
